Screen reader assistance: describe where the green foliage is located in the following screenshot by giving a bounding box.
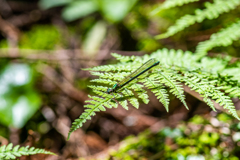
[143,77,169,111]
[39,0,71,9]
[195,19,240,59]
[40,0,138,23]
[0,143,56,159]
[152,0,240,57]
[68,49,240,139]
[62,0,98,22]
[123,3,163,52]
[0,40,8,48]
[82,21,107,54]
[97,0,138,23]
[155,0,240,39]
[19,25,62,50]
[151,0,200,15]
[0,25,62,49]
[108,113,240,159]
[0,63,41,128]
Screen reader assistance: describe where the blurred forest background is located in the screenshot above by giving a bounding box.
[1,0,240,159]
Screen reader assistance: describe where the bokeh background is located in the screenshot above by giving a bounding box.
[1,0,240,159]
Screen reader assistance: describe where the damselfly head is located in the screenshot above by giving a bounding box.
[106,88,113,94]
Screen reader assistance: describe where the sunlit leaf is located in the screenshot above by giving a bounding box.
[62,0,98,22]
[39,0,72,9]
[97,0,138,23]
[0,64,41,128]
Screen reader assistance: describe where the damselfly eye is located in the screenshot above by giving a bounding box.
[106,88,112,94]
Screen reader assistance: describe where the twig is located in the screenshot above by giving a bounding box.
[0,49,145,61]
[0,16,20,56]
[37,64,88,103]
[183,84,225,112]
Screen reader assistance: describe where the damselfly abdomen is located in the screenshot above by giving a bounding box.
[107,58,160,94]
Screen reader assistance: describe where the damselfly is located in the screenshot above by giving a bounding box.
[106,58,160,95]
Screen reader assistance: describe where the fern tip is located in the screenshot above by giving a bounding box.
[67,132,71,140]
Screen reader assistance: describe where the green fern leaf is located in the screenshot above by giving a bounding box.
[177,72,216,111]
[151,0,200,15]
[111,53,136,62]
[91,71,131,81]
[138,92,150,104]
[225,86,240,98]
[0,143,55,159]
[157,72,188,109]
[119,100,128,110]
[129,98,139,109]
[155,0,240,39]
[142,78,170,111]
[195,19,240,59]
[91,78,117,85]
[153,87,170,112]
[222,67,240,82]
[67,95,113,140]
[68,49,240,140]
[211,91,240,120]
[151,49,197,69]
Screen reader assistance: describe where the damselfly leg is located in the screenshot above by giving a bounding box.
[124,88,131,97]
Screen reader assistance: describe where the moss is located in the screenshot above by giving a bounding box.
[109,114,239,159]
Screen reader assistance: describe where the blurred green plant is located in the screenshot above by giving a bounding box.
[151,0,200,15]
[39,0,138,23]
[82,21,107,55]
[108,113,240,160]
[0,63,41,129]
[152,0,240,58]
[0,25,62,50]
[0,143,56,160]
[19,25,62,50]
[122,0,201,52]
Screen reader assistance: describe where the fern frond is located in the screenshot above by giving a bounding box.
[90,78,117,85]
[195,19,240,59]
[138,92,150,104]
[151,0,200,15]
[111,53,136,62]
[67,95,113,140]
[84,64,129,72]
[130,83,150,104]
[119,100,128,110]
[185,71,239,119]
[155,0,240,39]
[177,72,216,111]
[206,73,240,99]
[0,143,55,160]
[199,57,227,72]
[128,98,139,109]
[211,88,240,120]
[68,49,240,139]
[222,67,240,82]
[68,84,144,139]
[88,85,109,93]
[223,86,240,98]
[153,71,188,110]
[150,49,197,68]
[91,71,132,81]
[87,63,137,72]
[142,78,170,111]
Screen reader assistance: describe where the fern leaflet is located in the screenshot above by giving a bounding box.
[195,19,240,59]
[151,0,200,15]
